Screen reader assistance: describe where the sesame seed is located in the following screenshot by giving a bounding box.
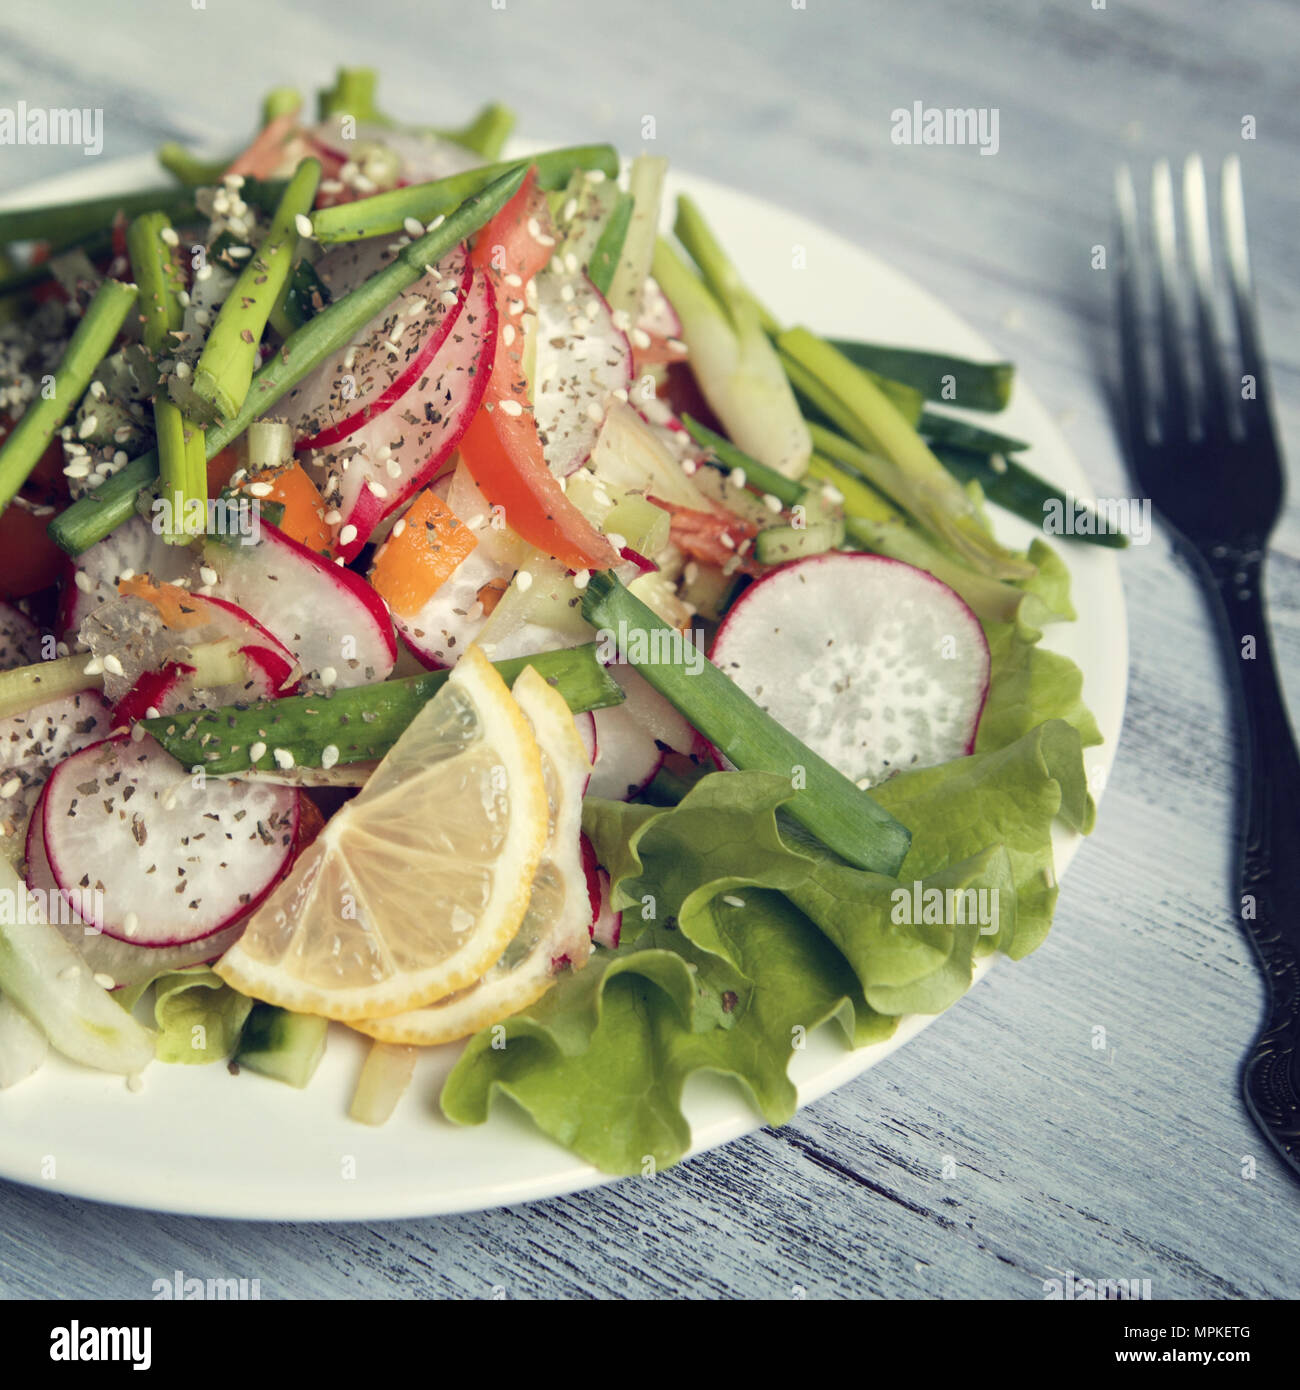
[403,216,425,238]
[102,654,124,677]
[0,776,19,798]
[763,493,783,513]
[93,972,116,990]
[722,895,745,909]
[174,361,191,380]
[585,401,604,423]
[728,467,747,489]
[122,912,140,938]
[198,565,218,587]
[321,744,339,770]
[631,328,652,350]
[324,509,342,525]
[319,667,338,687]
[439,290,459,308]
[501,324,516,347]
[391,518,406,538]
[249,741,267,763]
[160,226,179,247]
[118,568,135,582]
[78,415,97,439]
[497,398,524,417]
[74,571,93,593]
[246,481,273,498]
[338,524,358,546]
[273,748,294,770]
[515,570,533,592]
[821,484,844,505]
[572,569,591,590]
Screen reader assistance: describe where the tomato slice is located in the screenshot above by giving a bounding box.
[458,168,617,574]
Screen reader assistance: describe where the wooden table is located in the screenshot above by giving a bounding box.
[0,0,1296,1299]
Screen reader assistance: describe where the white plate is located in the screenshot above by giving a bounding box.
[0,153,1127,1219]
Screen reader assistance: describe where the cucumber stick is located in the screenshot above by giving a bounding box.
[754,515,845,564]
[235,1004,328,1088]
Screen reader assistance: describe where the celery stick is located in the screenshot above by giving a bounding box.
[780,329,1034,581]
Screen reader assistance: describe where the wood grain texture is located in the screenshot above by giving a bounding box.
[1,0,1298,1300]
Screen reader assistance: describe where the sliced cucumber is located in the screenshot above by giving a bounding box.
[234,1003,328,1088]
[604,495,670,556]
[754,516,845,564]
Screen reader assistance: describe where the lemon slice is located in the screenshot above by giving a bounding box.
[352,664,593,1044]
[214,646,548,1021]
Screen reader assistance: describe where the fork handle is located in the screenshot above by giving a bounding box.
[1203,544,1300,1168]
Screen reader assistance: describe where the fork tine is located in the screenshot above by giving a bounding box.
[1221,156,1275,446]
[1114,164,1151,449]
[1181,154,1229,439]
[1151,160,1191,442]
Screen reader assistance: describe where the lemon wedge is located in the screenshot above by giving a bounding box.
[215,646,548,1021]
[352,664,593,1044]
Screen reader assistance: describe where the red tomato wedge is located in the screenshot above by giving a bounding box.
[457,168,618,574]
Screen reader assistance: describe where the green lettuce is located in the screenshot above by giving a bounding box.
[443,719,1093,1173]
[977,540,1102,753]
[153,968,253,1065]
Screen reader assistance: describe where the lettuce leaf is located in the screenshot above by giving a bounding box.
[443,719,1093,1173]
[978,539,1102,753]
[153,968,253,1065]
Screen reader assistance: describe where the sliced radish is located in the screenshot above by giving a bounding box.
[300,267,495,559]
[24,805,250,991]
[0,690,112,842]
[0,601,42,669]
[710,554,991,786]
[575,711,597,793]
[57,515,194,642]
[586,702,665,801]
[80,588,300,712]
[533,270,632,477]
[581,835,621,949]
[283,240,470,450]
[41,734,300,946]
[204,521,396,690]
[638,274,683,342]
[309,118,481,185]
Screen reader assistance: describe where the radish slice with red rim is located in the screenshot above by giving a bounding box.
[0,690,112,844]
[24,802,253,990]
[580,835,621,949]
[301,267,496,559]
[533,270,632,477]
[284,240,471,450]
[709,553,991,787]
[57,516,195,643]
[79,588,301,712]
[204,521,396,690]
[41,734,300,947]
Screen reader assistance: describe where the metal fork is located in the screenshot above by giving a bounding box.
[1116,155,1300,1182]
